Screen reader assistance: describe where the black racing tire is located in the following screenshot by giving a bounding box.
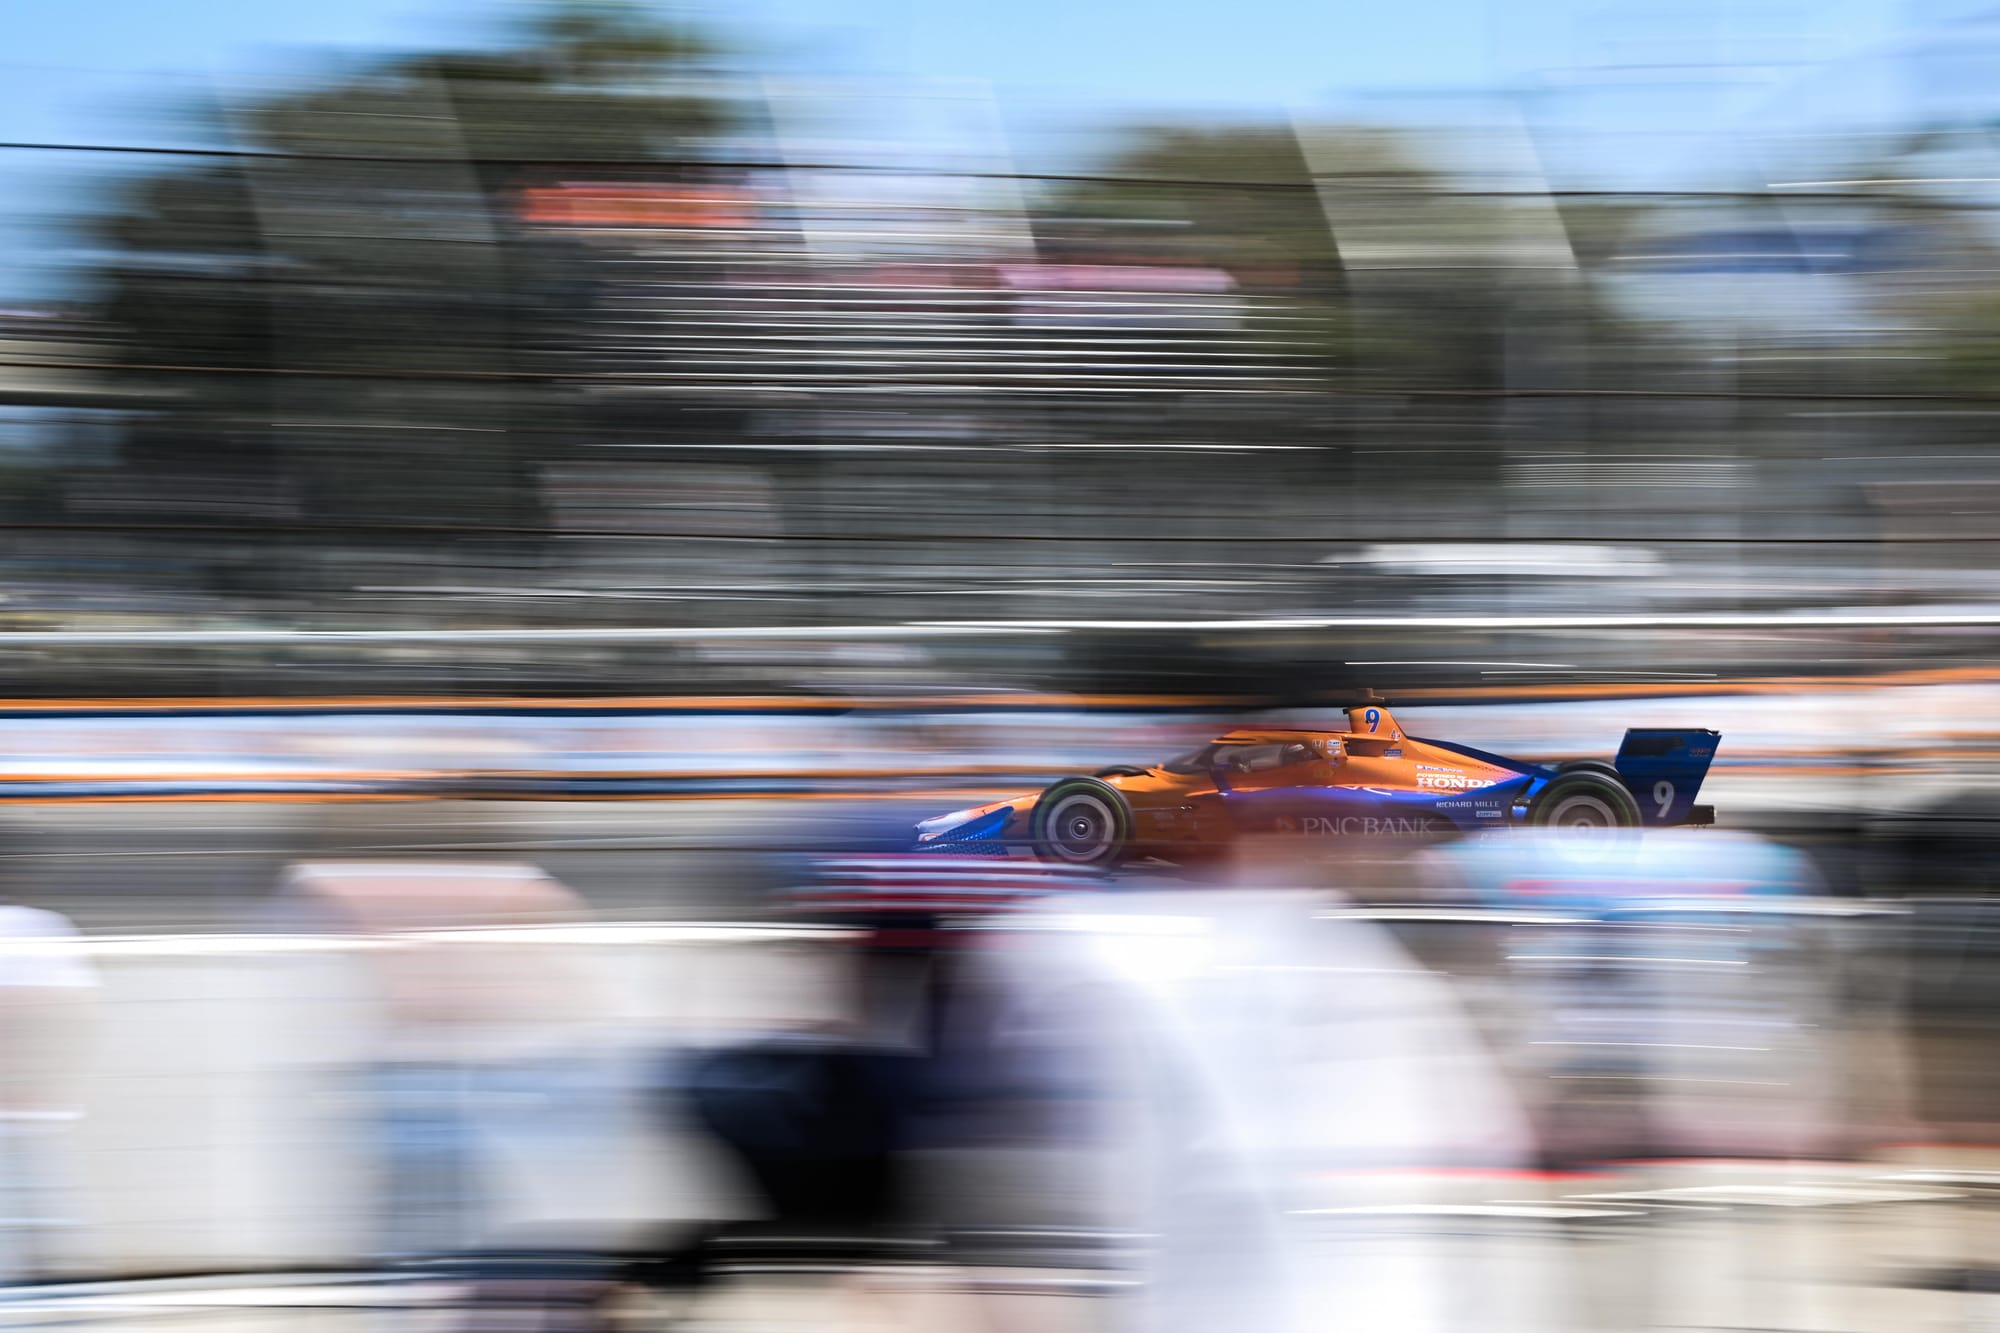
[1530,770,1642,832]
[1093,764,1152,778]
[1556,758,1626,784]
[1031,777,1134,869]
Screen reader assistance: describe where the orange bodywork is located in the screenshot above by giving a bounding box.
[915,705,1532,860]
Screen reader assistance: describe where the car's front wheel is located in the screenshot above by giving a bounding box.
[1032,777,1134,869]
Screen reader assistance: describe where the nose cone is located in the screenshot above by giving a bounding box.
[914,795,1027,846]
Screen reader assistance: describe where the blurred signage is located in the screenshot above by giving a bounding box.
[516,183,756,229]
[997,264,1235,293]
[1000,263,1242,332]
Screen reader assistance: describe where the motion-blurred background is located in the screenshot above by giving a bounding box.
[6,0,2000,690]
[2,1,2000,1330]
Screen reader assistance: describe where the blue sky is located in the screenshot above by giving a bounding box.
[0,0,1978,301]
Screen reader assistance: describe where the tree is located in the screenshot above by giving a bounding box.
[1034,124,1342,284]
[75,0,741,596]
[1034,121,1567,398]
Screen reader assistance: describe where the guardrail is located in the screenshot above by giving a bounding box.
[5,607,2000,645]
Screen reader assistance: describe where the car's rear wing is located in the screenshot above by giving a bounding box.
[1614,729,1721,826]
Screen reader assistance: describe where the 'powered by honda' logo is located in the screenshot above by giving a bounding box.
[1415,773,1492,791]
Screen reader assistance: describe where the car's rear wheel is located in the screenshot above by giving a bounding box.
[1555,758,1625,784]
[1530,770,1641,833]
[1032,777,1133,869]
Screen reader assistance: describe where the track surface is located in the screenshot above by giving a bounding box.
[0,799,957,929]
[0,793,1940,929]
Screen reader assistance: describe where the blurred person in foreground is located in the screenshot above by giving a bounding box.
[956,838,1536,1333]
[276,861,626,1267]
[0,907,97,1282]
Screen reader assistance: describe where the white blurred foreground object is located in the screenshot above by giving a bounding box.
[0,905,98,1280]
[980,890,1535,1333]
[278,861,635,1258]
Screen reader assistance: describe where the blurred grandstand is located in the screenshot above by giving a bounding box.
[0,6,1997,701]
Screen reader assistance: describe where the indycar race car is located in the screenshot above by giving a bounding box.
[913,704,1717,867]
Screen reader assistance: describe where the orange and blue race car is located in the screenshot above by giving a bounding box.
[913,704,1718,868]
